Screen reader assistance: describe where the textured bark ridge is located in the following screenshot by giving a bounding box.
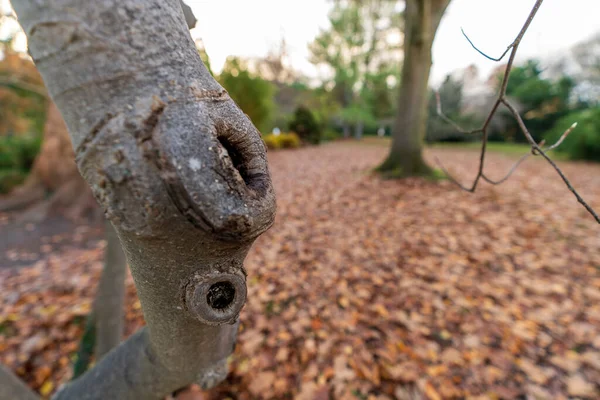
[10,0,276,398]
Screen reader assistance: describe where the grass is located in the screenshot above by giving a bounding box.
[429,141,531,155]
[356,137,569,160]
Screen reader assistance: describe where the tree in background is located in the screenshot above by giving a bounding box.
[218,57,276,133]
[309,0,401,138]
[565,33,600,105]
[425,74,468,143]
[289,106,322,144]
[378,0,451,178]
[503,60,576,143]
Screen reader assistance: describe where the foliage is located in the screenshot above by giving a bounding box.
[502,60,576,143]
[0,134,41,170]
[0,46,46,193]
[309,1,401,129]
[566,33,600,105]
[545,107,600,161]
[0,50,47,138]
[218,57,276,133]
[322,128,341,142]
[288,106,322,144]
[362,63,398,121]
[426,75,478,143]
[295,87,341,132]
[278,133,302,149]
[262,133,301,150]
[0,134,42,193]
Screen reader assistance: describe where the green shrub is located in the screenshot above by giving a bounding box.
[0,134,42,170]
[263,134,281,150]
[322,129,340,142]
[262,133,301,150]
[544,107,600,161]
[289,106,322,144]
[278,133,301,148]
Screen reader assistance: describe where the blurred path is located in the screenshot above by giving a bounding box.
[0,214,103,269]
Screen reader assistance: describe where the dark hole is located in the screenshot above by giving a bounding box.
[206,281,236,310]
[218,136,268,195]
[218,137,248,184]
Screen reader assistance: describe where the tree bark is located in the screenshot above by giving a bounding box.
[94,220,128,359]
[10,0,276,398]
[378,0,450,177]
[0,1,195,223]
[0,365,40,400]
[354,121,364,140]
[343,123,351,138]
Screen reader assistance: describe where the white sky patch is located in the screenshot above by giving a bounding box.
[187,0,600,85]
[3,0,598,87]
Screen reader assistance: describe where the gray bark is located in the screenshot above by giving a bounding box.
[0,365,40,400]
[354,121,363,140]
[378,0,450,177]
[342,123,351,138]
[10,0,276,398]
[94,220,127,360]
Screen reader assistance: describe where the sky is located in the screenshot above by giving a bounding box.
[187,0,600,85]
[2,0,599,86]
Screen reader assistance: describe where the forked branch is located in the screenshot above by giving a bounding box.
[434,0,599,224]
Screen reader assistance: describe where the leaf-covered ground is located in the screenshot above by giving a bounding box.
[1,142,600,399]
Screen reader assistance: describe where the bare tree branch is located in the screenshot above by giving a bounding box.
[434,0,599,224]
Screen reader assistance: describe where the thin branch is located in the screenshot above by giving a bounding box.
[501,99,600,223]
[434,0,599,224]
[434,91,481,135]
[460,0,542,63]
[461,28,512,62]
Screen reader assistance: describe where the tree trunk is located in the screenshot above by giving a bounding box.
[0,365,40,400]
[93,220,128,360]
[9,0,276,399]
[0,0,196,223]
[343,123,351,138]
[378,0,450,178]
[354,121,364,140]
[72,220,128,378]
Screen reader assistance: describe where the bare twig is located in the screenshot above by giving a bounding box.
[434,0,599,224]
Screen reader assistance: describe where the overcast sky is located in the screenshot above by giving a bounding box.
[2,0,598,86]
[187,0,600,85]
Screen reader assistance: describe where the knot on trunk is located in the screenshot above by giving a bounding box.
[183,270,247,325]
[75,95,276,241]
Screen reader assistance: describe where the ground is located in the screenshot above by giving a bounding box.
[1,141,599,399]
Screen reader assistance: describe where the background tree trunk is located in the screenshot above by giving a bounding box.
[72,220,128,378]
[378,0,450,178]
